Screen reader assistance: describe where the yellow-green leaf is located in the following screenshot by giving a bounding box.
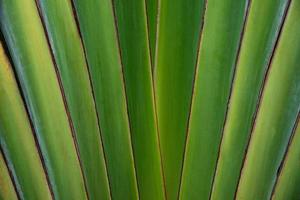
[36,0,111,198]
[0,41,52,200]
[211,0,290,199]
[0,151,18,200]
[236,0,300,198]
[0,0,87,199]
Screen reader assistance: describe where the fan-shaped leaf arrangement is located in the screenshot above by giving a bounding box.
[0,0,299,199]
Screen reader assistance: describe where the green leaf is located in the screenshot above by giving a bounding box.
[145,0,158,66]
[179,0,248,199]
[236,0,300,198]
[272,116,300,200]
[0,0,87,199]
[35,0,111,198]
[0,151,17,200]
[154,0,205,198]
[211,0,290,199]
[72,0,139,199]
[0,41,52,199]
[112,0,165,199]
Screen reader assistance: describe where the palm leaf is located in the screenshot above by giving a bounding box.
[112,0,165,199]
[236,0,300,198]
[0,41,52,199]
[272,115,300,200]
[179,0,248,199]
[154,0,206,198]
[211,0,290,199]
[34,0,111,198]
[145,0,158,66]
[72,0,139,198]
[0,0,87,199]
[0,0,299,199]
[0,148,17,200]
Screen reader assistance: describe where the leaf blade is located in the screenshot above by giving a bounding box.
[211,0,290,199]
[145,0,158,66]
[0,0,88,199]
[0,41,52,200]
[112,0,165,199]
[154,0,206,198]
[73,0,139,198]
[272,116,300,200]
[35,0,111,198]
[236,1,300,198]
[0,151,18,200]
[180,0,248,199]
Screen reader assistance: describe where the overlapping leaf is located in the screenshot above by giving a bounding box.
[211,0,290,199]
[72,0,138,198]
[180,0,248,199]
[236,0,300,198]
[0,0,87,198]
[154,0,205,198]
[113,0,165,199]
[36,0,110,198]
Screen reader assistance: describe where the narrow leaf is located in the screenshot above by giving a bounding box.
[35,0,111,198]
[236,0,300,198]
[211,0,290,199]
[0,151,18,200]
[154,0,205,198]
[272,116,300,200]
[72,0,139,199]
[0,0,87,199]
[112,0,165,199]
[0,41,52,199]
[145,0,158,66]
[180,0,248,199]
